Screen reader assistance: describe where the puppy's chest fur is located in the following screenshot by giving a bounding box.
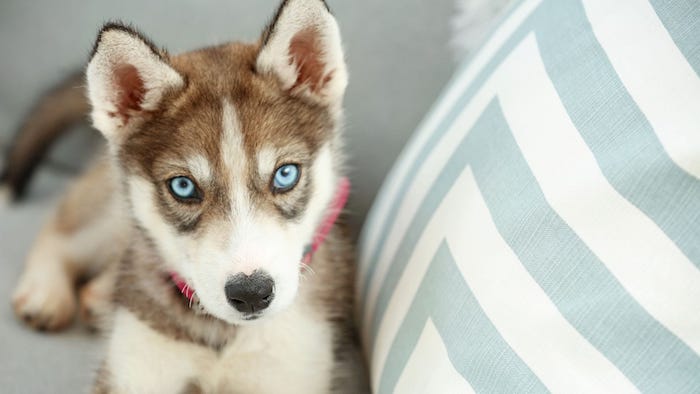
[105,296,334,393]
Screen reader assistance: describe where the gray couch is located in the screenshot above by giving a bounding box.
[0,0,456,391]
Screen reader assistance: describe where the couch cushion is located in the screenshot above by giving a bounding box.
[357,0,700,392]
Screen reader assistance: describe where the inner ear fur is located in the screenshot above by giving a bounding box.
[256,0,348,106]
[86,23,184,141]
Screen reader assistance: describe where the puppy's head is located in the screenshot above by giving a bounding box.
[85,0,347,324]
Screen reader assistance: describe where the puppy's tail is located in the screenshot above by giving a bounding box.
[0,71,91,203]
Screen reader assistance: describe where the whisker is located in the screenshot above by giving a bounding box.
[300,262,316,276]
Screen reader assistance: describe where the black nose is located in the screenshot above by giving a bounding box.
[224,271,275,314]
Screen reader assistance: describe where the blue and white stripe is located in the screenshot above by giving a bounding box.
[358,0,700,392]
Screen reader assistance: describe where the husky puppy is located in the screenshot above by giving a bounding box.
[5,0,368,392]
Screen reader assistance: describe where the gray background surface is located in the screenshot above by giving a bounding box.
[0,0,456,392]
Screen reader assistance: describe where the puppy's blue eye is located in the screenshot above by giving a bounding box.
[272,164,300,192]
[169,176,198,200]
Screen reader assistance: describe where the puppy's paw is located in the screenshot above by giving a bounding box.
[12,270,76,332]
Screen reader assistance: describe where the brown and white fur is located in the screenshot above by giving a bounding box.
[7,0,368,392]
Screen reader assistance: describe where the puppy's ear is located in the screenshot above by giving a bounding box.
[257,0,348,108]
[86,23,184,142]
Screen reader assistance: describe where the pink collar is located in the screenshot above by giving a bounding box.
[301,176,350,265]
[171,177,350,304]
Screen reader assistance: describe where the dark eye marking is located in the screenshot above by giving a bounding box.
[154,176,204,233]
[273,170,312,220]
[174,215,202,233]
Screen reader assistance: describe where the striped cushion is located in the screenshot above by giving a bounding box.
[357,0,700,392]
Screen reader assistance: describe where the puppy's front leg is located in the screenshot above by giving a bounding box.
[96,308,212,394]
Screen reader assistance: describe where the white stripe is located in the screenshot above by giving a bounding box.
[362,13,550,340]
[583,0,700,179]
[362,6,549,339]
[362,60,499,342]
[373,168,635,393]
[394,319,475,394]
[358,0,543,277]
[448,170,638,394]
[498,34,700,354]
[372,168,475,390]
[221,99,250,215]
